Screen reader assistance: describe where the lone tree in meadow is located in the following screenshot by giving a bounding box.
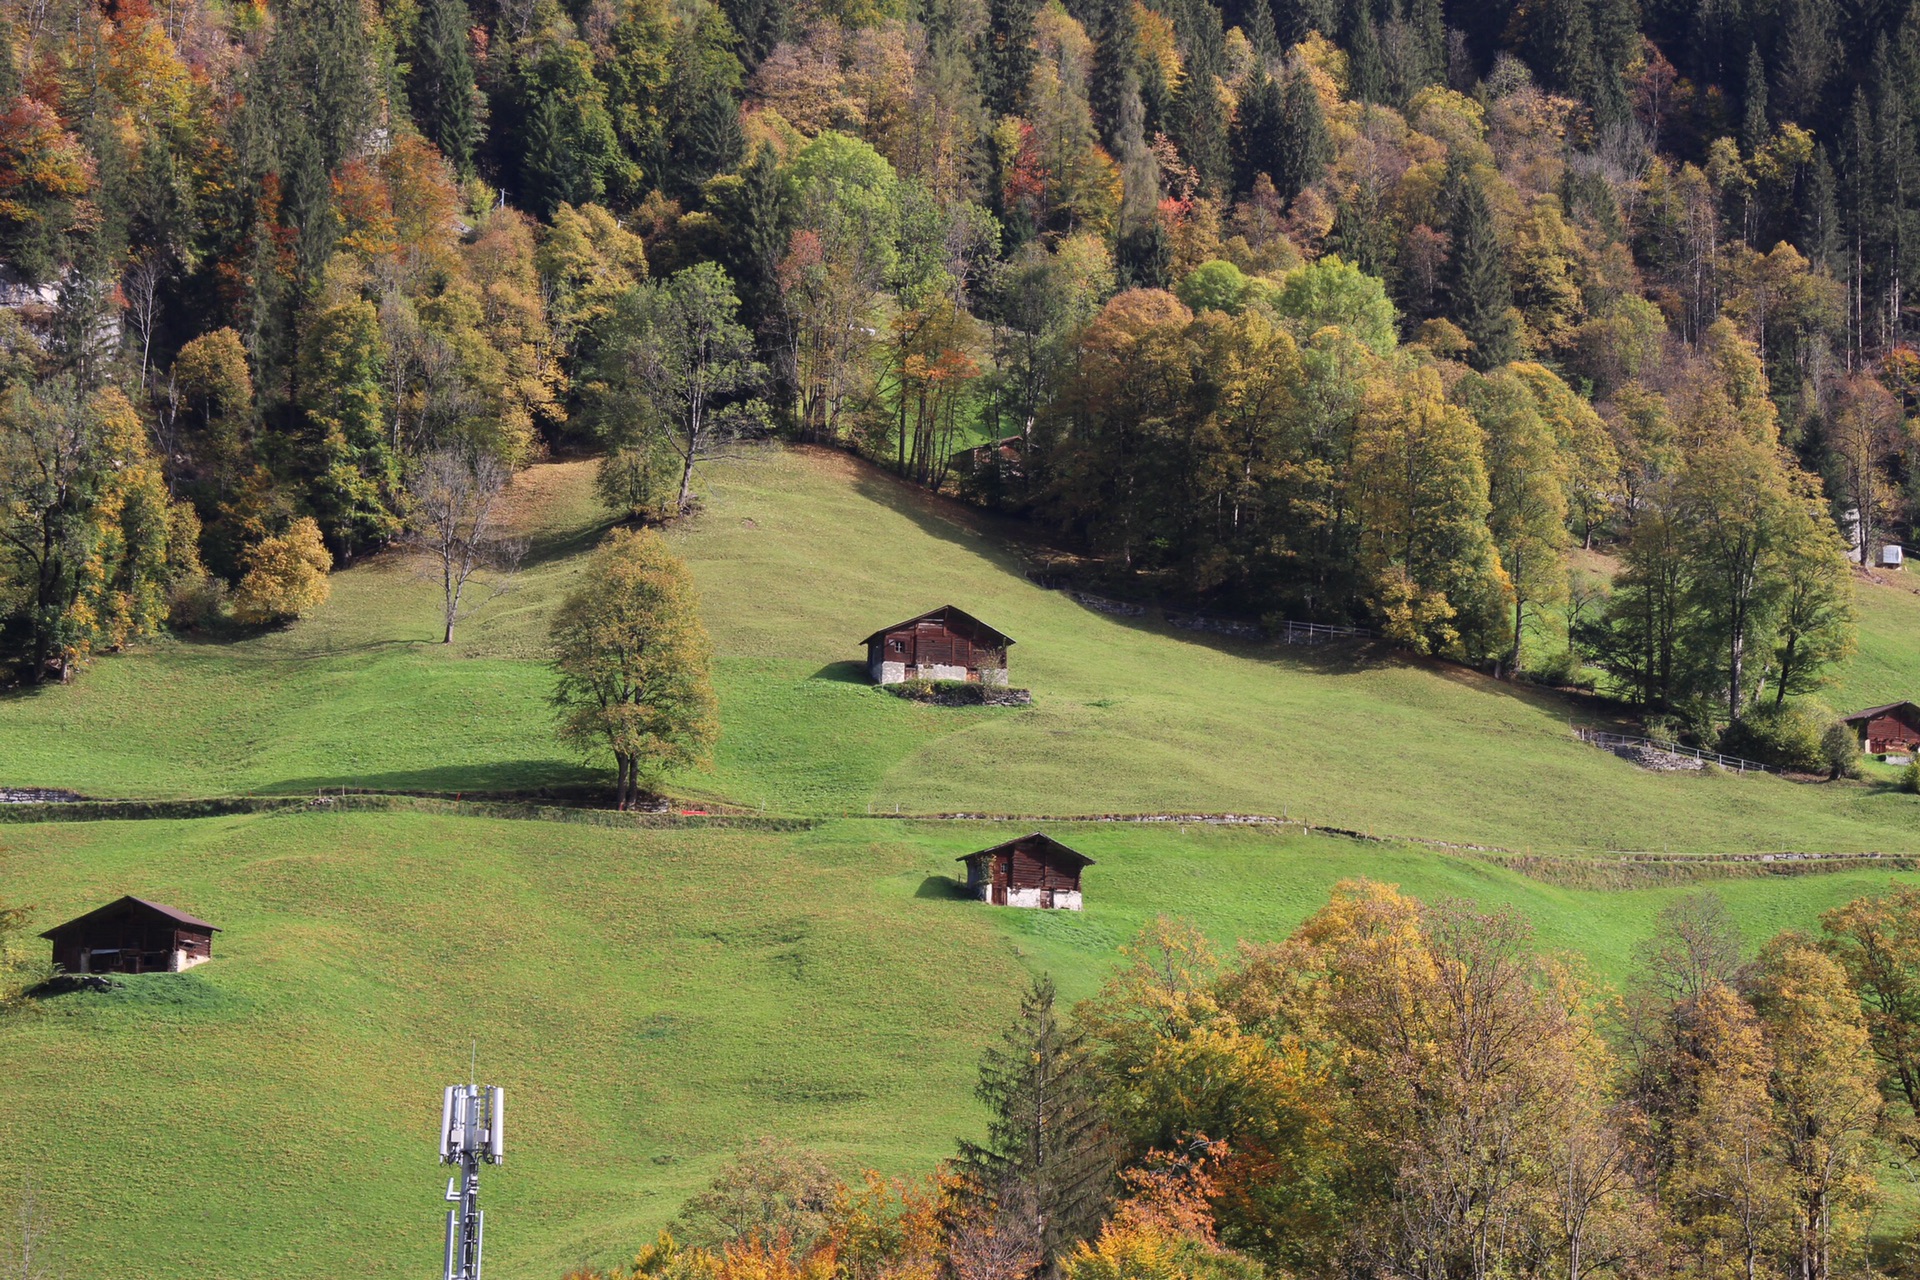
[406,447,522,644]
[550,528,718,810]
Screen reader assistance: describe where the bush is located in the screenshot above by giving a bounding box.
[166,572,228,630]
[1719,702,1833,772]
[1822,721,1863,779]
[1527,648,1584,687]
[231,517,333,625]
[1903,760,1920,794]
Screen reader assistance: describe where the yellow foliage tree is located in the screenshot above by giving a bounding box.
[231,518,333,625]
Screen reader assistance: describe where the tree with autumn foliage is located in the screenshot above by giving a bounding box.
[550,527,718,810]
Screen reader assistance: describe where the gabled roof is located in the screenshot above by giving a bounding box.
[41,895,220,940]
[861,605,1015,649]
[1842,701,1920,724]
[957,832,1094,869]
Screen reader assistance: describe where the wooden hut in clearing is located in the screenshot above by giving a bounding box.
[958,834,1092,910]
[1843,702,1920,754]
[862,606,1014,686]
[42,896,219,975]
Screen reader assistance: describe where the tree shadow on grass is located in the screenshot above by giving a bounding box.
[522,510,624,569]
[810,660,870,684]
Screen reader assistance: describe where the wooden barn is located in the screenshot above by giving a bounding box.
[958,834,1092,910]
[1844,702,1920,754]
[42,896,219,975]
[863,606,1014,686]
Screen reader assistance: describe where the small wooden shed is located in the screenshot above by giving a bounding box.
[959,834,1092,910]
[863,606,1015,686]
[42,896,219,975]
[1843,702,1920,754]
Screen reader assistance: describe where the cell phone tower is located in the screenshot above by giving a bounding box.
[438,1082,505,1280]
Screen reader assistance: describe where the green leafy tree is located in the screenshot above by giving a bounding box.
[1456,370,1569,673]
[1274,256,1400,355]
[0,382,182,682]
[590,262,767,514]
[504,35,636,217]
[550,527,719,810]
[1352,366,1511,657]
[296,262,399,560]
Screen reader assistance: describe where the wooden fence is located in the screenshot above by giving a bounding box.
[1573,726,1772,774]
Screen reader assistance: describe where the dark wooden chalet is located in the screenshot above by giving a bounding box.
[42,896,219,975]
[863,606,1014,686]
[1844,702,1920,754]
[958,833,1092,910]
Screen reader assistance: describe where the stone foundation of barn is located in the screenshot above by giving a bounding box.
[870,660,1009,686]
[966,882,1084,910]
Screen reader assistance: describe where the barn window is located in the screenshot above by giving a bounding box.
[890,639,905,652]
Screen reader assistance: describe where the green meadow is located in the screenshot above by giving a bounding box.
[9,444,1920,1276]
[5,446,1920,851]
[3,810,1915,1279]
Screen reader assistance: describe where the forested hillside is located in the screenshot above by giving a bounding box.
[3,0,1920,754]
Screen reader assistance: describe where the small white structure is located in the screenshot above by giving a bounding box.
[1884,545,1905,569]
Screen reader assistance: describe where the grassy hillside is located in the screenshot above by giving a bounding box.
[6,447,1920,852]
[3,808,1914,1279]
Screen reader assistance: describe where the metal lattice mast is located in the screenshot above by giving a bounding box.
[438,1083,504,1280]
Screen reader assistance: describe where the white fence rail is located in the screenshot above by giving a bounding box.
[1574,727,1772,774]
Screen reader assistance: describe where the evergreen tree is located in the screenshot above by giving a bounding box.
[1802,143,1841,269]
[956,976,1116,1268]
[979,0,1042,117]
[406,0,479,176]
[1172,33,1232,195]
[1087,0,1138,146]
[720,0,791,69]
[1346,3,1387,102]
[1118,220,1174,289]
[1330,186,1395,277]
[1248,0,1283,61]
[1231,70,1286,195]
[1273,0,1333,44]
[1411,0,1447,90]
[1524,0,1598,97]
[1444,160,1520,369]
[1743,43,1770,153]
[1775,0,1837,128]
[1278,64,1333,199]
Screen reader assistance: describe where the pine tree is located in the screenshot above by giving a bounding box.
[406,0,479,176]
[956,976,1116,1268]
[1173,32,1232,195]
[1802,143,1841,269]
[1278,64,1333,198]
[1346,3,1387,102]
[1526,0,1598,97]
[1087,0,1137,146]
[1273,0,1333,44]
[1117,220,1174,289]
[1411,0,1446,90]
[1775,0,1837,128]
[1231,70,1286,194]
[979,0,1041,117]
[1743,43,1770,153]
[1248,0,1282,61]
[1444,159,1520,369]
